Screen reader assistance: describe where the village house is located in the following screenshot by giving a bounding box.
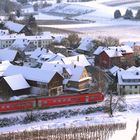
[3,65,64,96]
[3,21,32,35]
[117,66,140,95]
[121,41,140,57]
[0,74,30,98]
[77,37,94,55]
[10,38,32,51]
[41,60,92,92]
[26,34,52,48]
[0,33,53,49]
[94,46,134,69]
[0,34,25,49]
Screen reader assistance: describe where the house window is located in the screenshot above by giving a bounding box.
[123,86,125,89]
[135,85,137,88]
[130,86,132,89]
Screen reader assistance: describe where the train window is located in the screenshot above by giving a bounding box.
[90,96,94,99]
[44,101,47,104]
[1,105,5,109]
[67,98,71,102]
[63,99,66,102]
[6,105,10,108]
[38,101,42,107]
[58,99,61,102]
[71,98,80,101]
[53,100,56,103]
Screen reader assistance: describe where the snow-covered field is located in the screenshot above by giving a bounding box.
[35,0,140,41]
[0,95,140,140]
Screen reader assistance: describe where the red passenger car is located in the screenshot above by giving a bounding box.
[0,98,36,113]
[37,92,104,109]
[0,92,104,113]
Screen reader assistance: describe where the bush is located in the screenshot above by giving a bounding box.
[114,10,121,19]
[124,9,133,19]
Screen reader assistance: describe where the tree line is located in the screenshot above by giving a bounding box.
[114,9,140,20]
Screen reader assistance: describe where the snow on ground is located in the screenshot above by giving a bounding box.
[0,95,140,140]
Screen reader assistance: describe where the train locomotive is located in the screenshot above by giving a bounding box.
[0,92,104,113]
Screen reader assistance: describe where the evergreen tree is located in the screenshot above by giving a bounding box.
[28,14,37,28]
[135,9,140,19]
[124,9,133,19]
[114,10,121,19]
[16,10,21,18]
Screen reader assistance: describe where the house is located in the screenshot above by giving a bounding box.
[0,33,52,49]
[41,62,92,91]
[29,48,66,68]
[94,46,134,69]
[3,21,32,35]
[121,41,140,57]
[3,65,64,96]
[77,37,94,55]
[0,74,30,98]
[0,34,25,49]
[26,34,52,48]
[10,38,31,51]
[117,67,140,95]
[64,65,92,91]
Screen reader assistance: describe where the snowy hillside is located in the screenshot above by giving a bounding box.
[42,3,94,17]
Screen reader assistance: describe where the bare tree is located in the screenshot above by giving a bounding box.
[105,92,126,117]
[98,36,120,47]
[67,33,81,49]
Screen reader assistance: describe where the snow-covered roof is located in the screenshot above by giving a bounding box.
[77,37,93,51]
[94,45,133,57]
[0,48,18,61]
[109,66,123,76]
[10,38,30,51]
[4,21,25,33]
[0,33,26,40]
[3,65,60,83]
[104,49,122,57]
[121,41,140,48]
[53,35,66,43]
[117,68,140,86]
[26,35,52,41]
[30,48,48,59]
[126,66,140,71]
[0,61,12,77]
[61,55,90,67]
[4,74,30,91]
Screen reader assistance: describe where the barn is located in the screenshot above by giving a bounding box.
[0,74,30,98]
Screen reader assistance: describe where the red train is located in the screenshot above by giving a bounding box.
[0,92,104,113]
